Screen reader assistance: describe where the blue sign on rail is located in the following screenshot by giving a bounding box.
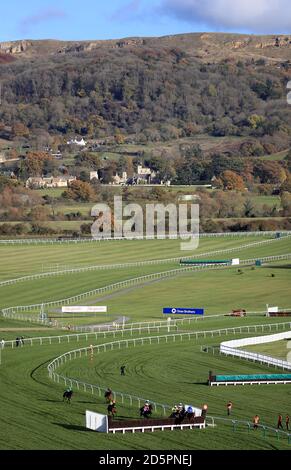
[163,308,204,315]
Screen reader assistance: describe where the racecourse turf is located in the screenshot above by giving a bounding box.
[0,235,291,450]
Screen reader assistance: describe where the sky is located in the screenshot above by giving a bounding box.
[1,0,291,43]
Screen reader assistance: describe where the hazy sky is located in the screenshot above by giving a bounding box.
[1,0,290,42]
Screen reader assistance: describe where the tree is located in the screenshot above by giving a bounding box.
[254,161,287,184]
[281,192,291,216]
[114,131,125,145]
[12,122,30,138]
[220,171,245,191]
[280,174,291,193]
[21,152,55,177]
[247,114,265,130]
[63,180,95,202]
[75,152,101,169]
[244,199,255,217]
[29,206,51,222]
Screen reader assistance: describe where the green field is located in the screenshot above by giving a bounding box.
[0,235,291,450]
[243,340,291,360]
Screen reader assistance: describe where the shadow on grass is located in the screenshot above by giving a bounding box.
[42,399,64,403]
[53,423,92,432]
[263,265,291,269]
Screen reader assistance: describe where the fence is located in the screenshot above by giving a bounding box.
[205,416,291,444]
[47,322,291,413]
[220,331,291,370]
[2,323,182,348]
[2,312,248,347]
[0,231,290,245]
[1,235,289,288]
[2,253,291,321]
[0,263,238,318]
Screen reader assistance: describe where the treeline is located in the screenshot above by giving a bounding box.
[0,46,290,143]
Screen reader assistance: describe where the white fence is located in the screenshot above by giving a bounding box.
[2,313,291,348]
[2,313,245,348]
[1,235,289,288]
[0,263,238,318]
[2,253,291,322]
[46,322,291,416]
[220,331,291,370]
[0,231,290,245]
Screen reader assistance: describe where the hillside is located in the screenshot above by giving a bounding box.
[0,32,290,145]
[1,33,291,62]
[0,32,290,218]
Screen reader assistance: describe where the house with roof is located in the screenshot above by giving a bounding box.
[66,138,87,147]
[26,176,76,189]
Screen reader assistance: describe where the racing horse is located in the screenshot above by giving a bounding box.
[139,403,153,418]
[107,401,117,417]
[63,389,73,403]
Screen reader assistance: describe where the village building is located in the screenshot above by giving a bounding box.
[66,138,87,147]
[25,176,76,189]
[135,164,156,184]
[112,171,128,185]
[90,171,99,181]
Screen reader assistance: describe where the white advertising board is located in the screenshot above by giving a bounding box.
[231,259,240,266]
[62,306,107,313]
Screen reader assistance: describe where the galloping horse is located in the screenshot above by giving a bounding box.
[140,403,153,418]
[104,389,113,403]
[107,402,117,417]
[63,389,73,403]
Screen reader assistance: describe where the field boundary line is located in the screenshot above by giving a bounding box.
[1,235,289,287]
[0,231,290,245]
[2,253,291,322]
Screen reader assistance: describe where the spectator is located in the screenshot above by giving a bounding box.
[120,365,126,376]
[227,401,233,416]
[15,337,20,347]
[202,404,208,418]
[253,415,260,430]
[1,339,5,349]
[277,414,284,430]
[286,415,290,431]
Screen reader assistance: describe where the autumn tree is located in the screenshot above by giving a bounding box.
[280,174,291,193]
[63,180,95,202]
[12,122,30,138]
[253,161,287,184]
[220,170,245,191]
[21,152,56,177]
[75,152,101,169]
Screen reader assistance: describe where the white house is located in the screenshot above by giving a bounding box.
[90,171,99,181]
[67,138,87,147]
[136,164,156,184]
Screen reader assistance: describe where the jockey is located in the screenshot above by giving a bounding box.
[143,402,150,412]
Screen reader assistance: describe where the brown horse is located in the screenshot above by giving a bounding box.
[104,390,113,403]
[107,402,117,417]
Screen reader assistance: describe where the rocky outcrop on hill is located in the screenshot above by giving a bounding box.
[0,40,29,54]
